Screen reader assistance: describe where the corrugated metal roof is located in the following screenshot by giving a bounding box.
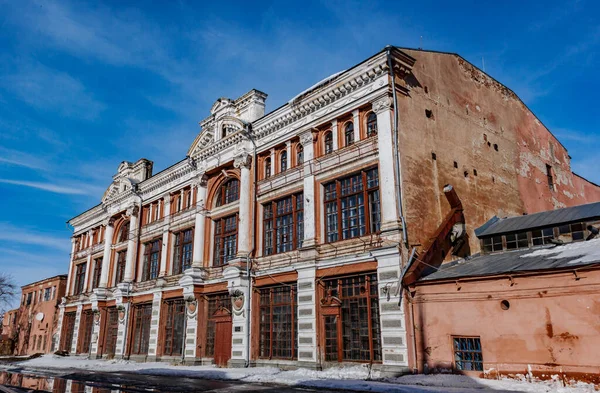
[419,239,600,282]
[474,201,600,237]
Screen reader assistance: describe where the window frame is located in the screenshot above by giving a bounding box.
[452,336,483,371]
[296,144,304,166]
[91,257,102,290]
[280,150,288,172]
[173,228,193,275]
[118,221,130,243]
[259,284,298,360]
[264,157,272,179]
[323,167,381,243]
[213,214,238,266]
[115,250,127,285]
[162,299,186,356]
[366,112,378,137]
[324,131,333,155]
[216,179,240,207]
[73,262,87,295]
[142,238,162,281]
[344,122,354,146]
[263,193,304,256]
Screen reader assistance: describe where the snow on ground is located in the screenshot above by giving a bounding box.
[5,355,597,393]
[521,238,600,265]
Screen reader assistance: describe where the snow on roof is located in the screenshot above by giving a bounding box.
[521,237,600,265]
[288,70,346,106]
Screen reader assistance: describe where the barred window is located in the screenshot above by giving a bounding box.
[259,285,297,360]
[214,215,238,266]
[173,229,193,274]
[324,168,380,242]
[263,193,303,256]
[344,122,354,146]
[74,263,86,295]
[91,257,102,289]
[115,251,126,284]
[216,179,240,207]
[323,273,382,362]
[206,293,232,357]
[324,131,333,154]
[366,112,377,137]
[453,336,483,371]
[142,239,161,281]
[163,299,185,356]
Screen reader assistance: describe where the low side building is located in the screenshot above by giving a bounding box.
[4,275,68,356]
[405,201,600,383]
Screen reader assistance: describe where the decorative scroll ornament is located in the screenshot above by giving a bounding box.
[126,205,139,218]
[93,309,101,325]
[185,295,198,319]
[116,305,126,324]
[299,130,315,147]
[231,289,245,316]
[233,153,252,169]
[372,96,393,114]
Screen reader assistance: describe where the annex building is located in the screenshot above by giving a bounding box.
[58,46,600,374]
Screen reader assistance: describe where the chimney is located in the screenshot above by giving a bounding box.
[236,89,268,123]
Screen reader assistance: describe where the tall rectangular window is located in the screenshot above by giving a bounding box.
[91,257,102,289]
[173,229,193,274]
[263,193,304,256]
[259,284,297,360]
[163,299,185,356]
[323,273,382,362]
[546,164,554,191]
[43,288,52,302]
[78,310,94,354]
[115,251,127,284]
[453,336,483,371]
[142,239,161,281]
[324,167,380,243]
[131,303,152,355]
[213,215,238,266]
[74,263,86,295]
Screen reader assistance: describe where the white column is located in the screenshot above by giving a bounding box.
[331,119,339,150]
[373,247,408,367]
[300,131,316,248]
[160,230,169,277]
[269,148,275,174]
[353,109,361,142]
[66,238,77,296]
[224,267,249,367]
[234,154,252,257]
[296,266,317,365]
[124,206,139,282]
[55,304,65,353]
[192,177,208,268]
[114,302,130,358]
[373,96,399,230]
[285,140,292,169]
[70,304,83,354]
[99,219,114,288]
[83,254,92,293]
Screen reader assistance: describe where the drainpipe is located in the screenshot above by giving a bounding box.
[242,124,258,368]
[386,46,408,247]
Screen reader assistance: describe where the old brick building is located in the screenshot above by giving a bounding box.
[1,275,67,356]
[58,46,599,374]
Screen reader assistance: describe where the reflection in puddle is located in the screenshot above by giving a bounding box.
[0,371,132,393]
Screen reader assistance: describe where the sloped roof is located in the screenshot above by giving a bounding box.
[474,201,600,237]
[419,238,600,282]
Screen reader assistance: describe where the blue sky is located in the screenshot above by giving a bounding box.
[0,0,598,309]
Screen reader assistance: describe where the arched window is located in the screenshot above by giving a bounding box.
[344,122,354,146]
[280,151,288,172]
[366,112,378,137]
[216,178,240,207]
[265,157,272,178]
[296,144,304,166]
[324,132,333,155]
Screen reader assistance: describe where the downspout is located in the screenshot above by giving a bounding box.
[242,124,258,368]
[386,46,408,247]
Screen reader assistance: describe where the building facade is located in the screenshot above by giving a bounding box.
[1,275,67,356]
[58,47,600,373]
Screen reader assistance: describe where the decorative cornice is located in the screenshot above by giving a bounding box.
[372,95,393,114]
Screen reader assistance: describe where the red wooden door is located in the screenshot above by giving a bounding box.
[213,310,232,367]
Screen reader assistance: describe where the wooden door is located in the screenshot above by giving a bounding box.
[60,312,76,352]
[213,310,232,367]
[103,307,119,358]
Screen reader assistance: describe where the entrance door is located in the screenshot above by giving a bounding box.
[213,309,232,367]
[103,307,119,358]
[60,312,76,352]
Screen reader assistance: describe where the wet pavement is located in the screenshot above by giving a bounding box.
[0,368,339,393]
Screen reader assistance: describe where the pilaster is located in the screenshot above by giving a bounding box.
[99,218,115,288]
[300,131,316,248]
[296,266,318,367]
[88,294,102,358]
[352,109,361,142]
[330,119,339,150]
[55,302,66,352]
[124,205,139,283]
[224,266,249,367]
[234,150,252,257]
[147,289,163,360]
[192,174,208,267]
[113,288,130,358]
[70,304,83,354]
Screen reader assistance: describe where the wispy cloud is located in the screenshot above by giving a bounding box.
[0,147,48,170]
[0,61,105,120]
[0,179,101,195]
[0,223,71,253]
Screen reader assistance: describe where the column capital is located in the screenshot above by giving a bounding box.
[233,153,252,169]
[194,173,209,188]
[299,130,316,147]
[371,95,393,114]
[102,217,117,227]
[126,205,139,218]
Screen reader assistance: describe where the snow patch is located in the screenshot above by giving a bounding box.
[521,238,600,265]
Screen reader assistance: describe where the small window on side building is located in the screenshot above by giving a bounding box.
[453,336,483,371]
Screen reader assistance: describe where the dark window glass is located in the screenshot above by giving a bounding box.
[142,239,161,281]
[324,132,333,154]
[115,251,126,284]
[546,164,554,191]
[532,227,555,246]
[213,215,238,266]
[453,337,483,371]
[118,221,130,243]
[78,310,94,354]
[216,179,240,207]
[74,263,87,295]
[366,112,378,137]
[296,144,304,166]
[505,232,528,250]
[345,122,354,146]
[263,193,303,256]
[259,285,297,360]
[91,258,102,289]
[131,304,152,355]
[280,151,288,172]
[163,299,185,356]
[173,229,193,274]
[324,168,380,243]
[265,158,272,178]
